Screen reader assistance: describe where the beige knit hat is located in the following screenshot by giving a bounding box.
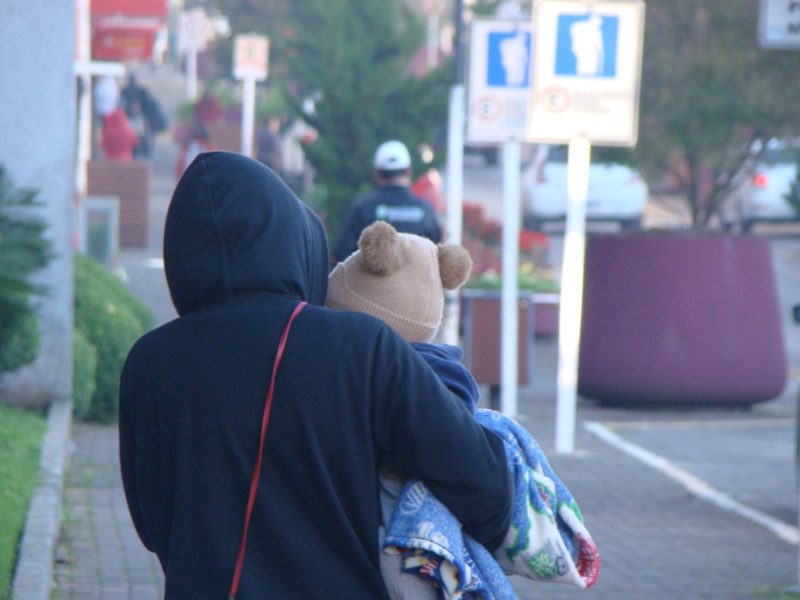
[327,221,473,342]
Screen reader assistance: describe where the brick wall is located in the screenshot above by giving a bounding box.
[87,160,150,248]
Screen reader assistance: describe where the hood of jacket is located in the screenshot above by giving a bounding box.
[163,151,328,315]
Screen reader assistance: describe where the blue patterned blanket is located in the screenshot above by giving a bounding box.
[382,409,600,599]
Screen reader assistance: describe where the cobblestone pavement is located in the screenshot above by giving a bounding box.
[53,425,163,599]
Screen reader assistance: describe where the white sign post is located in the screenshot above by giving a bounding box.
[233,34,270,158]
[759,0,800,49]
[467,19,534,417]
[529,0,645,453]
[178,8,208,101]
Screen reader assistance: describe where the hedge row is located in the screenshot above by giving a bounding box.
[73,254,153,422]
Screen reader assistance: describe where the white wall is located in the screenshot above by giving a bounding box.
[0,0,75,405]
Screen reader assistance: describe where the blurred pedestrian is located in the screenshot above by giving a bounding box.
[256,115,283,175]
[127,97,151,159]
[94,75,120,119]
[121,74,145,116]
[194,89,223,128]
[281,114,316,195]
[410,167,444,216]
[100,106,138,162]
[121,74,167,159]
[119,151,512,598]
[174,121,212,179]
[332,140,441,263]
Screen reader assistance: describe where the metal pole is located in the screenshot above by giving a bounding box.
[187,50,198,101]
[75,0,91,197]
[427,13,439,69]
[555,136,591,454]
[454,0,464,84]
[241,77,256,157]
[501,140,521,417]
[441,0,466,345]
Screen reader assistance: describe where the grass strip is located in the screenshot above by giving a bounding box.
[0,403,46,599]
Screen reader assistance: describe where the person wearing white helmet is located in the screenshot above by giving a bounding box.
[332,140,441,263]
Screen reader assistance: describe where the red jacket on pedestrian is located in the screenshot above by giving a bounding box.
[101,107,139,161]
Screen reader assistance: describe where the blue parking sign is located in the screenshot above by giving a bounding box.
[487,30,532,87]
[554,14,618,77]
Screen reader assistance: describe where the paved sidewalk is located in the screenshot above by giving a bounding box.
[54,426,163,599]
[510,349,799,599]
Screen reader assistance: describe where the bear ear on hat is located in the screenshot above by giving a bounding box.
[438,244,473,290]
[358,221,404,276]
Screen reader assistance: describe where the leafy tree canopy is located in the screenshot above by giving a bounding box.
[637,0,800,227]
[281,0,449,239]
[195,0,450,243]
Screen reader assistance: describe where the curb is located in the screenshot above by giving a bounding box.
[11,399,72,600]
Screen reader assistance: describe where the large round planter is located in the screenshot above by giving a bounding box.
[578,233,787,406]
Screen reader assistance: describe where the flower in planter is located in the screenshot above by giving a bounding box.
[520,229,549,253]
[462,202,553,274]
[462,202,485,237]
[479,220,503,246]
[466,261,559,293]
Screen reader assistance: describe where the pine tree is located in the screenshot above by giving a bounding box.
[284,0,450,241]
[0,167,51,374]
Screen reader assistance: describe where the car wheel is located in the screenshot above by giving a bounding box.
[483,148,499,166]
[523,216,544,231]
[620,218,642,231]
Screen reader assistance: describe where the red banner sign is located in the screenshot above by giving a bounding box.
[91,0,167,18]
[92,15,162,60]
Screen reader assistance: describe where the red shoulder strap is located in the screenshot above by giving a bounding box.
[228,301,307,600]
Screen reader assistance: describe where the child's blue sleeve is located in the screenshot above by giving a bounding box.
[411,343,480,413]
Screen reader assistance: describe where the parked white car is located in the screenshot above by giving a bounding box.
[724,140,799,233]
[522,144,648,230]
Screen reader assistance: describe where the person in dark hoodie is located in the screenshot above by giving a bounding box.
[119,151,512,599]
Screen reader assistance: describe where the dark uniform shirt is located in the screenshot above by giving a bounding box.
[333,184,441,262]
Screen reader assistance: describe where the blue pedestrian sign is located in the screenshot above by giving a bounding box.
[554,14,619,78]
[487,31,532,87]
[467,19,534,143]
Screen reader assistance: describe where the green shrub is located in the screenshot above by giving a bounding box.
[72,329,97,421]
[0,311,40,375]
[74,254,153,422]
[75,253,153,332]
[0,167,51,376]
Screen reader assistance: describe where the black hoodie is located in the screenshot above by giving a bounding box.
[119,152,511,599]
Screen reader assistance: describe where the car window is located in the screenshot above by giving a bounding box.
[546,145,569,163]
[761,146,799,166]
[541,144,636,166]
